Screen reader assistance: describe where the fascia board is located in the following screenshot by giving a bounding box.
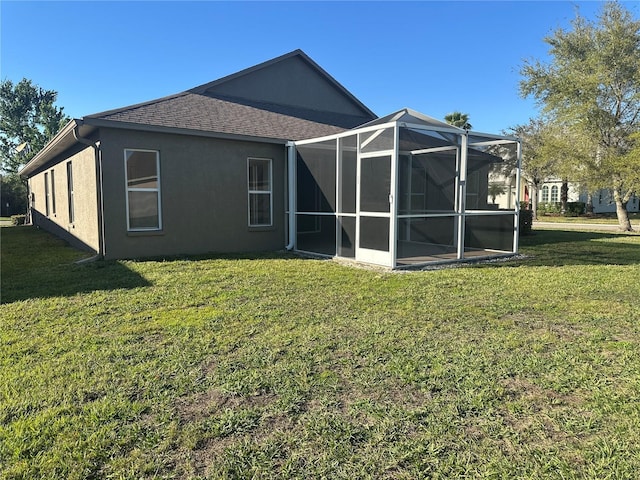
[294,120,398,146]
[19,120,80,177]
[82,118,289,145]
[468,133,520,143]
[400,122,465,136]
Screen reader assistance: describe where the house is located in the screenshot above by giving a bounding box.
[20,50,520,269]
[536,180,639,214]
[509,176,640,215]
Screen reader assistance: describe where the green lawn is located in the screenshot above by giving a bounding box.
[1,226,640,479]
[535,212,640,224]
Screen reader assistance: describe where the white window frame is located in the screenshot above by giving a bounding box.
[67,161,74,224]
[550,185,559,203]
[44,172,50,217]
[247,157,273,227]
[124,149,162,231]
[50,168,56,216]
[541,185,549,203]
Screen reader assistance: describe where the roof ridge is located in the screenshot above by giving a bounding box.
[85,91,191,119]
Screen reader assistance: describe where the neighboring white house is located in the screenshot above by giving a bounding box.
[536,179,639,214]
[487,172,519,210]
[487,172,640,214]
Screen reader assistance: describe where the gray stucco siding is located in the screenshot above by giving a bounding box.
[99,128,287,259]
[27,144,100,253]
[207,55,367,117]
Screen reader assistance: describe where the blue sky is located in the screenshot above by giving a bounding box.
[2,1,637,134]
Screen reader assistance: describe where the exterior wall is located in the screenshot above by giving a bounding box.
[207,55,368,118]
[578,190,640,213]
[537,180,580,204]
[99,128,287,259]
[487,173,518,209]
[27,145,99,252]
[525,179,639,213]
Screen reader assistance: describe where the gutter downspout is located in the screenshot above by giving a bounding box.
[285,141,296,251]
[73,122,105,259]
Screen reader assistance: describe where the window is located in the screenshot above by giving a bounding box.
[125,149,161,230]
[248,158,272,227]
[67,162,74,223]
[50,169,56,215]
[541,186,549,203]
[44,172,50,216]
[550,185,559,203]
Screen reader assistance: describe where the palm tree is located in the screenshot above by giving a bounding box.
[444,111,472,130]
[488,183,507,204]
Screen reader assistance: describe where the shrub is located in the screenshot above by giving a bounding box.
[1,174,28,216]
[565,202,586,216]
[519,209,533,236]
[538,202,562,215]
[11,215,26,226]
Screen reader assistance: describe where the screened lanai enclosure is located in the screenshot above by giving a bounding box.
[291,109,521,269]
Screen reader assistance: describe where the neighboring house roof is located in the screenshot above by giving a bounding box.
[20,49,377,177]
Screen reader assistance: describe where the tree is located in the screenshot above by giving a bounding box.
[444,111,472,130]
[488,183,507,204]
[0,78,69,174]
[520,1,640,231]
[0,173,28,216]
[508,119,557,219]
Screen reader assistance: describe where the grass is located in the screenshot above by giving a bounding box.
[1,225,640,479]
[535,212,640,224]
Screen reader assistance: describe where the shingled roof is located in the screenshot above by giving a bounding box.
[85,91,358,142]
[21,50,376,177]
[86,49,376,142]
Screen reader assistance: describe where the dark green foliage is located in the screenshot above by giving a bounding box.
[519,209,533,235]
[444,111,472,130]
[10,214,26,226]
[0,173,28,215]
[538,202,562,215]
[564,202,586,216]
[0,78,69,173]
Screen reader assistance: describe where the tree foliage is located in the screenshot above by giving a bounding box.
[0,78,70,174]
[509,119,558,218]
[1,173,28,216]
[520,1,640,230]
[444,111,472,130]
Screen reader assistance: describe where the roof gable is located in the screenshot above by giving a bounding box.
[190,50,375,121]
[360,108,463,132]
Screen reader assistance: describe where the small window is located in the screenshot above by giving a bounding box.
[50,169,56,216]
[44,172,50,216]
[541,186,549,203]
[550,185,559,203]
[125,149,161,231]
[67,162,74,223]
[248,158,272,227]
